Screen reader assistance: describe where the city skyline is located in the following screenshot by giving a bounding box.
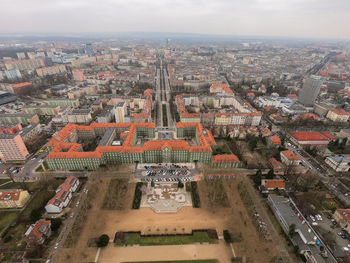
[1,0,350,40]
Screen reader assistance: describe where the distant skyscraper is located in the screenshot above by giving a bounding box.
[84,43,93,56]
[298,76,323,106]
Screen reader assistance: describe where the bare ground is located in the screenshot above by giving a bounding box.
[57,177,281,263]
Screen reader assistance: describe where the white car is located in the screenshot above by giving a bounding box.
[54,242,59,249]
[343,247,349,251]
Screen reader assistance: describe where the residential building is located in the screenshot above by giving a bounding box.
[11,82,33,95]
[0,133,29,163]
[97,105,115,123]
[0,189,30,209]
[261,179,286,190]
[4,59,45,71]
[22,105,60,116]
[326,109,350,122]
[24,220,51,246]
[325,156,350,172]
[44,98,79,108]
[0,113,39,125]
[333,209,350,234]
[267,135,281,147]
[4,69,22,80]
[45,176,79,213]
[280,150,301,166]
[0,91,17,106]
[63,109,92,124]
[269,157,284,172]
[36,64,67,77]
[72,69,85,82]
[298,75,323,106]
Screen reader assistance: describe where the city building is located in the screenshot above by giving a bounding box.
[326,109,350,122]
[24,220,51,246]
[72,69,85,82]
[333,209,350,234]
[280,150,301,166]
[115,101,127,123]
[5,59,45,71]
[267,135,282,147]
[36,64,67,77]
[97,105,115,123]
[0,189,30,209]
[44,98,79,108]
[22,105,60,116]
[0,113,39,125]
[0,91,17,106]
[63,109,92,124]
[325,156,350,172]
[45,176,79,213]
[45,122,240,170]
[261,179,286,190]
[4,69,22,80]
[298,75,323,107]
[0,133,30,163]
[11,82,33,95]
[289,131,336,147]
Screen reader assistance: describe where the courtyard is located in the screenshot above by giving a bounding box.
[140,182,192,213]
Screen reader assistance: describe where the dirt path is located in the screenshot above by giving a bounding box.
[56,178,110,263]
[98,241,232,263]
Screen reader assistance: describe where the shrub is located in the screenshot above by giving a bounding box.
[96,234,110,247]
[190,181,200,208]
[178,180,184,188]
[30,209,41,223]
[132,182,145,209]
[3,235,12,243]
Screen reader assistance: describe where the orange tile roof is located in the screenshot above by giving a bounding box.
[263,179,286,189]
[25,220,50,242]
[269,158,283,170]
[291,132,335,142]
[212,154,240,163]
[269,135,281,145]
[281,150,300,161]
[0,189,24,201]
[12,82,32,88]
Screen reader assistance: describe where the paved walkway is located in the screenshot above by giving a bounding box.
[98,241,233,263]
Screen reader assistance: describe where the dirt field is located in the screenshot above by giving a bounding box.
[98,242,232,263]
[57,177,280,263]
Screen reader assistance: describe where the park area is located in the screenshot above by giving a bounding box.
[55,176,281,263]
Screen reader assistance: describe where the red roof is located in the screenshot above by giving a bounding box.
[291,132,336,142]
[336,209,350,223]
[269,158,283,170]
[269,135,281,145]
[212,154,240,163]
[281,150,300,161]
[0,189,24,201]
[263,179,286,189]
[12,82,32,88]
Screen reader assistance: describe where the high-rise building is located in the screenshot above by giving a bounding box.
[4,59,45,71]
[298,76,323,106]
[0,133,29,163]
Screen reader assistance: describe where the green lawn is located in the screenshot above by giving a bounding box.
[123,261,218,263]
[118,232,215,246]
[0,211,18,232]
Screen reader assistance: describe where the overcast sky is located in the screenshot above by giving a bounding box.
[0,0,349,39]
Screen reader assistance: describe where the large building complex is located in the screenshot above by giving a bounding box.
[36,64,67,77]
[5,58,45,71]
[0,113,39,125]
[0,189,30,209]
[45,122,241,170]
[0,133,29,163]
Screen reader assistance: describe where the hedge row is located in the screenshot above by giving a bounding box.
[132,182,145,209]
[190,182,200,208]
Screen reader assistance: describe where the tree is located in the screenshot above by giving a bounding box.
[266,169,275,179]
[253,169,262,186]
[289,224,296,238]
[248,137,258,151]
[151,181,155,187]
[30,209,41,223]
[178,180,184,188]
[97,234,110,247]
[50,218,62,231]
[223,230,232,243]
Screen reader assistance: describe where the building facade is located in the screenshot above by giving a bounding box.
[0,133,29,163]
